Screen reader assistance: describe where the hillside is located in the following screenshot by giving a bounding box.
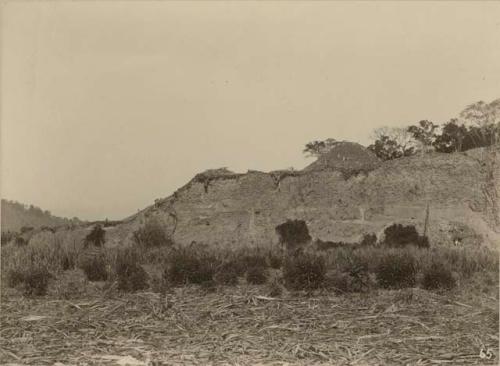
[0,200,77,232]
[26,144,500,249]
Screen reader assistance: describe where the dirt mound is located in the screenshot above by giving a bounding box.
[302,141,381,175]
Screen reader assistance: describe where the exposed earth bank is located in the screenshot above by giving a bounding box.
[29,143,500,249]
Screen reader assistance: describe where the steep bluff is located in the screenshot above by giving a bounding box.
[26,144,499,249]
[100,144,499,248]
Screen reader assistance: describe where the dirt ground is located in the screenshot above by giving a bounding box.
[0,283,498,366]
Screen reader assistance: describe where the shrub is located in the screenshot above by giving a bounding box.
[240,254,267,271]
[78,254,108,282]
[115,248,149,292]
[214,261,240,285]
[15,237,27,247]
[246,265,268,285]
[283,253,326,290]
[20,226,34,234]
[325,270,353,293]
[227,253,268,276]
[268,251,283,269]
[422,263,456,290]
[21,267,52,296]
[417,236,430,248]
[60,252,76,271]
[275,220,312,251]
[6,268,26,288]
[133,218,173,248]
[164,247,219,286]
[315,239,348,251]
[1,231,16,245]
[375,252,417,289]
[6,266,52,296]
[325,265,370,293]
[359,233,377,247]
[383,224,428,248]
[84,225,105,247]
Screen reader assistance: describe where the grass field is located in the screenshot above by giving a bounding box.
[1,240,498,365]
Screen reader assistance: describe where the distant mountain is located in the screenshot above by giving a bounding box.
[1,199,80,232]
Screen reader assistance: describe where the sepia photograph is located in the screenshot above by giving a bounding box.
[0,1,499,365]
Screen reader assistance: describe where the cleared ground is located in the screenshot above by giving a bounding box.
[1,282,498,366]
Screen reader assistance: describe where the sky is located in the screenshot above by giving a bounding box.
[1,1,500,221]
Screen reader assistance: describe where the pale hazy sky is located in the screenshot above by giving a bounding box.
[1,2,500,220]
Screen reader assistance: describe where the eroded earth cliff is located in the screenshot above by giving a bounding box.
[28,143,500,249]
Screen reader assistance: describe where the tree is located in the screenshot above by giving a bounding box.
[303,138,339,158]
[463,124,498,150]
[433,119,468,153]
[408,120,438,154]
[460,99,500,147]
[433,118,497,153]
[367,127,417,160]
[460,99,500,127]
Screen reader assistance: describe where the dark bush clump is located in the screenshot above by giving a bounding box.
[315,239,348,251]
[60,253,75,271]
[417,235,430,248]
[20,226,34,234]
[268,251,282,269]
[21,267,52,296]
[164,247,219,286]
[7,267,52,296]
[246,265,268,285]
[133,218,173,248]
[228,254,268,276]
[275,220,312,251]
[15,237,27,247]
[214,261,240,285]
[78,254,108,282]
[1,231,16,245]
[283,253,326,290]
[115,248,149,292]
[375,253,417,289]
[84,225,106,247]
[359,233,377,247]
[6,268,26,288]
[383,224,429,248]
[422,263,456,290]
[241,255,267,271]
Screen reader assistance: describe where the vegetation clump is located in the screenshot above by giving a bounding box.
[267,250,283,269]
[84,224,106,247]
[21,267,53,296]
[275,220,312,252]
[383,224,429,248]
[375,252,417,289]
[246,265,268,285]
[359,233,377,247]
[1,231,16,245]
[7,266,52,296]
[283,253,326,290]
[133,217,173,248]
[163,246,219,286]
[115,248,149,292]
[214,261,240,286]
[422,262,456,290]
[78,253,108,282]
